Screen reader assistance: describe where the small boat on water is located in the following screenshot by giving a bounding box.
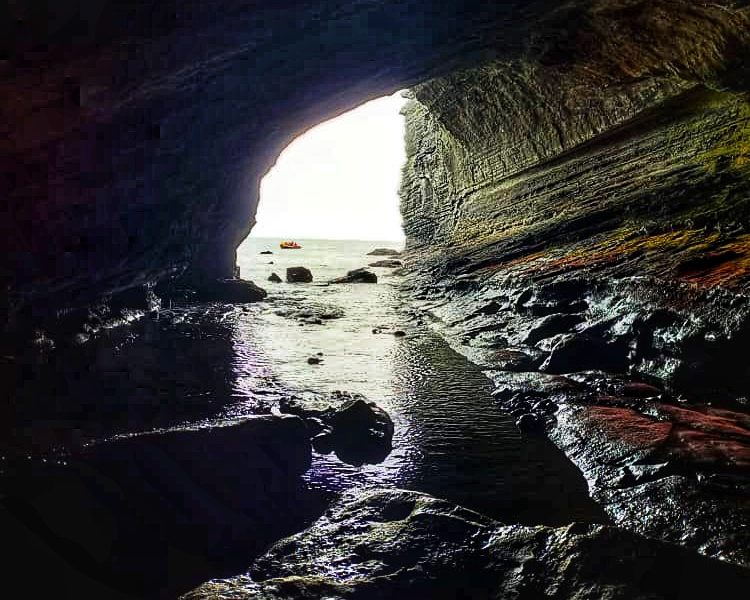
[280,240,301,249]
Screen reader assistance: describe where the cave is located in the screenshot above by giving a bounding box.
[2,1,750,598]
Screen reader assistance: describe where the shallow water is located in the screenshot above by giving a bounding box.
[1,237,603,526]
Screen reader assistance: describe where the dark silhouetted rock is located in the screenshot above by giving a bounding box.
[368,259,402,268]
[268,272,282,283]
[329,268,377,284]
[328,399,394,466]
[367,248,401,256]
[307,356,322,364]
[4,416,318,598]
[541,334,629,374]
[186,488,750,599]
[260,250,273,255]
[523,313,586,346]
[194,278,267,303]
[515,412,545,434]
[286,267,313,283]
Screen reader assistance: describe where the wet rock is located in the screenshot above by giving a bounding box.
[307,356,323,365]
[4,416,317,597]
[286,267,313,283]
[393,330,406,337]
[551,401,750,565]
[278,392,394,465]
[311,431,335,454]
[328,399,394,466]
[268,272,282,283]
[185,488,750,600]
[329,268,378,284]
[541,334,629,374]
[367,248,401,256]
[515,412,545,434]
[622,381,663,398]
[194,278,267,303]
[368,259,402,268]
[523,313,586,346]
[274,302,344,323]
[260,250,274,255]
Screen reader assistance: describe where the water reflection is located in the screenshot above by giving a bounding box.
[241,275,604,525]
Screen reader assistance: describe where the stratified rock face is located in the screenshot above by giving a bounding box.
[3,1,749,331]
[399,19,750,400]
[396,1,750,571]
[184,488,750,599]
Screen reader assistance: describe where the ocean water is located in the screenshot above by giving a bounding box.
[235,237,602,523]
[2,237,603,526]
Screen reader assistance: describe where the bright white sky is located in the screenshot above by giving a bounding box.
[249,91,408,241]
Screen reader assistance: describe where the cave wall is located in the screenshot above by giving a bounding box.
[3,0,750,336]
[397,2,750,400]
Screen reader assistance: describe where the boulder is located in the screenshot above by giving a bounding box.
[329,268,377,284]
[3,416,319,598]
[328,399,394,465]
[367,248,401,256]
[268,272,282,283]
[541,333,629,374]
[286,267,313,283]
[515,412,545,434]
[278,393,394,466]
[185,488,750,600]
[260,250,273,255]
[195,278,267,303]
[368,259,402,268]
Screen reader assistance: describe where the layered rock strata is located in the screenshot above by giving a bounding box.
[399,24,750,566]
[3,1,750,337]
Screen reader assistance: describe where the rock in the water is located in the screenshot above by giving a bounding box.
[260,250,273,255]
[367,248,401,256]
[393,330,406,337]
[368,259,403,268]
[185,488,750,600]
[286,267,313,283]
[277,392,394,466]
[515,412,545,434]
[307,356,323,365]
[268,272,282,283]
[329,268,377,284]
[194,278,267,303]
[328,398,394,465]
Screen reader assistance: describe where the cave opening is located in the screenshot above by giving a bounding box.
[3,2,750,598]
[239,90,408,260]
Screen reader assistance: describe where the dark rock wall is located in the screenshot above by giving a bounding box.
[398,3,750,564]
[1,0,549,325]
[3,1,749,330]
[399,3,750,399]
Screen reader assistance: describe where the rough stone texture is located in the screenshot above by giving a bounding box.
[329,268,378,284]
[1,415,323,598]
[395,3,750,569]
[286,267,313,283]
[3,1,749,333]
[185,488,750,599]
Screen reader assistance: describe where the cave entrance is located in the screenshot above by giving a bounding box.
[237,91,407,271]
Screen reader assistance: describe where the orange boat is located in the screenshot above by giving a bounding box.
[279,240,301,249]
